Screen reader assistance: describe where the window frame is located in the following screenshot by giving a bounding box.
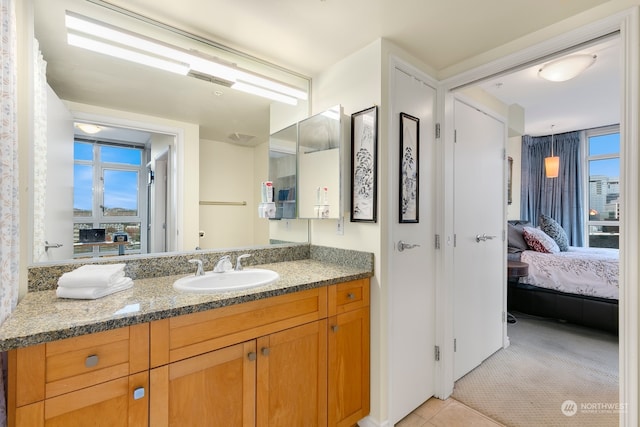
[73,139,149,257]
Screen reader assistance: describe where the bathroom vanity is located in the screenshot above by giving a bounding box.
[2,253,372,427]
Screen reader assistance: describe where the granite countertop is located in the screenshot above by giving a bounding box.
[0,259,373,351]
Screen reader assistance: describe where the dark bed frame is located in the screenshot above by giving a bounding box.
[507,280,618,334]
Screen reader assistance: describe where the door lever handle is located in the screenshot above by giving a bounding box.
[475,233,497,243]
[397,240,421,252]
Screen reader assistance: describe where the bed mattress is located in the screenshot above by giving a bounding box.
[519,246,619,300]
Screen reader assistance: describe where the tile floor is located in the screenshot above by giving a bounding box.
[395,397,505,427]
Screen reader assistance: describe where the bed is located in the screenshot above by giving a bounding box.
[507,220,619,334]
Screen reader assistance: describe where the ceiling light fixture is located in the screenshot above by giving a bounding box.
[75,122,102,134]
[64,11,307,104]
[538,54,597,82]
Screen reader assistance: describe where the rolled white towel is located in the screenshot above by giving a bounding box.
[57,263,126,288]
[56,277,133,300]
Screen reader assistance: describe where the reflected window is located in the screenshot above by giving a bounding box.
[586,126,620,248]
[73,140,146,257]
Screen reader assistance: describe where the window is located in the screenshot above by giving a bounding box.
[585,126,620,248]
[73,140,147,257]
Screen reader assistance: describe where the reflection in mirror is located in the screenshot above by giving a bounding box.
[31,0,310,264]
[297,106,342,219]
[268,124,310,244]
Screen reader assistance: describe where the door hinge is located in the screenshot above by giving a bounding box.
[435,345,440,361]
[454,338,457,352]
[453,234,457,247]
[503,148,507,160]
[503,311,506,323]
[435,234,440,249]
[454,129,457,143]
[435,123,441,139]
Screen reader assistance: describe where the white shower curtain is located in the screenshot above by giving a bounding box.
[0,0,20,425]
[32,39,47,262]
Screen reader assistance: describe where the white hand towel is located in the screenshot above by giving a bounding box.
[57,263,126,288]
[56,277,133,300]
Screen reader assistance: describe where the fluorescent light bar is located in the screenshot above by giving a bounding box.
[232,82,298,105]
[65,11,307,104]
[236,70,308,100]
[68,33,190,75]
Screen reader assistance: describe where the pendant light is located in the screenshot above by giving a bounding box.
[545,125,559,178]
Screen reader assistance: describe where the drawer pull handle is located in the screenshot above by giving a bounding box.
[261,347,270,356]
[248,352,257,361]
[85,354,99,368]
[347,293,355,300]
[331,325,339,333]
[133,387,145,400]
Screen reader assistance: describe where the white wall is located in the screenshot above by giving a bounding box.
[198,139,258,249]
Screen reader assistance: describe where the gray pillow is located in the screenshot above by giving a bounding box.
[539,214,569,251]
[507,223,528,252]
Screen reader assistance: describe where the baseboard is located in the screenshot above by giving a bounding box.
[358,415,390,427]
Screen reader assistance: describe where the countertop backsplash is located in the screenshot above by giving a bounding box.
[27,244,373,292]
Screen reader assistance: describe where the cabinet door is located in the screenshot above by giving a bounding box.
[15,372,148,427]
[150,341,256,427]
[257,320,327,427]
[328,307,370,427]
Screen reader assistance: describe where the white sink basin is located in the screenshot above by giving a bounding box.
[173,269,280,293]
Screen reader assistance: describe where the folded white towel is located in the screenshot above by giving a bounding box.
[57,263,126,288]
[56,277,133,300]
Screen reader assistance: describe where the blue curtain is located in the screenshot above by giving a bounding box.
[520,131,584,246]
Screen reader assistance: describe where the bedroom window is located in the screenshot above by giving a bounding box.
[586,126,620,248]
[73,139,147,257]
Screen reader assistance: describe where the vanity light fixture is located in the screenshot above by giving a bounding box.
[64,11,306,105]
[538,54,597,82]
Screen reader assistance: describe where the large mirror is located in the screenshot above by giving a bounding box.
[31,0,310,263]
[297,105,343,219]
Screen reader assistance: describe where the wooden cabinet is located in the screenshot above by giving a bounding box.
[328,279,370,427]
[8,279,370,427]
[8,324,150,427]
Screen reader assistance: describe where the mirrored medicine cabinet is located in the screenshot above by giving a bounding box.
[269,105,343,221]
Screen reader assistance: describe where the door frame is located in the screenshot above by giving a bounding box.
[436,9,639,427]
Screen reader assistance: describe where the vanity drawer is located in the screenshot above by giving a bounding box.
[328,278,370,316]
[8,323,149,406]
[150,287,328,366]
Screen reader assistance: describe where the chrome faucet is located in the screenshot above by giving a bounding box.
[188,259,205,276]
[235,254,251,271]
[213,255,233,273]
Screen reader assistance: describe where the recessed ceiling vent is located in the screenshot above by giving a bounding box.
[228,132,255,145]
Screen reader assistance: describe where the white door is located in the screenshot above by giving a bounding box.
[41,86,74,262]
[389,63,437,424]
[452,99,506,380]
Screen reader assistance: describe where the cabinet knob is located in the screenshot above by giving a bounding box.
[247,352,257,361]
[133,387,145,400]
[347,293,355,300]
[331,325,339,333]
[261,347,270,356]
[85,354,99,368]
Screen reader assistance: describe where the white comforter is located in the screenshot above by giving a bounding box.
[519,246,619,300]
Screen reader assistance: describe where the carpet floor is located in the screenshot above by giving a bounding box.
[452,313,619,427]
